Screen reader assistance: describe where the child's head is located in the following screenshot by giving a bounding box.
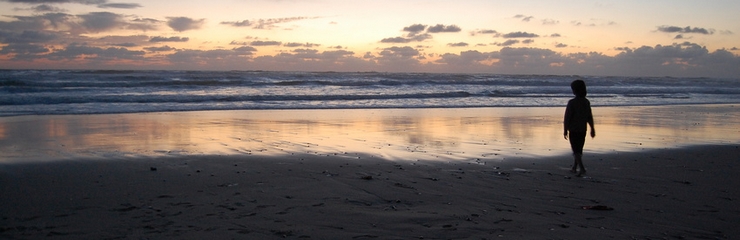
[570,80,587,97]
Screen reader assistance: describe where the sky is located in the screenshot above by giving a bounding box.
[0,0,739,78]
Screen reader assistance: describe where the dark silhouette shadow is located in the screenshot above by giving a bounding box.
[563,80,595,176]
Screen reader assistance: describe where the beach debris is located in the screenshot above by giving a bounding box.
[393,182,416,190]
[322,170,337,177]
[150,167,157,171]
[494,218,513,224]
[112,203,137,212]
[581,205,614,211]
[271,230,294,238]
[360,175,373,180]
[674,180,692,185]
[345,198,373,206]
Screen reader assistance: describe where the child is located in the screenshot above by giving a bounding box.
[563,80,595,176]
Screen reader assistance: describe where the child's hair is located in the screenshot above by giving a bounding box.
[571,80,587,97]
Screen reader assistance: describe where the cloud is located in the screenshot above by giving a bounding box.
[232,46,257,54]
[600,42,740,77]
[247,48,371,72]
[549,33,561,38]
[111,42,136,47]
[0,11,159,33]
[284,42,320,48]
[166,17,204,32]
[571,19,617,27]
[494,47,561,66]
[220,17,322,30]
[252,17,320,29]
[403,24,427,34]
[4,12,156,33]
[0,30,58,43]
[220,20,252,27]
[279,48,356,62]
[657,25,714,35]
[46,42,145,61]
[4,40,738,77]
[437,50,490,66]
[502,32,539,38]
[380,33,431,43]
[380,37,411,43]
[150,36,189,42]
[0,43,50,60]
[427,24,461,33]
[2,0,143,10]
[374,46,422,69]
[409,33,433,41]
[542,19,559,25]
[98,34,148,45]
[229,40,249,45]
[30,4,66,12]
[166,49,252,67]
[513,14,533,22]
[144,45,175,52]
[473,29,498,35]
[78,12,126,32]
[1,0,106,4]
[555,43,568,48]
[380,24,459,44]
[1,0,142,9]
[128,18,160,31]
[617,42,710,59]
[98,3,141,9]
[250,40,282,46]
[447,42,468,47]
[522,39,534,44]
[379,46,419,58]
[495,39,519,46]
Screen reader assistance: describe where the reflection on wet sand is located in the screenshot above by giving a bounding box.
[1,105,738,163]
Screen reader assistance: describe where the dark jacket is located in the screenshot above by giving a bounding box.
[564,97,594,133]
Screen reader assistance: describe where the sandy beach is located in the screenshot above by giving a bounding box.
[1,105,739,239]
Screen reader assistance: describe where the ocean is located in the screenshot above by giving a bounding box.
[1,70,739,116]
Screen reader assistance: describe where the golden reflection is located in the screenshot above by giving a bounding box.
[0,105,739,163]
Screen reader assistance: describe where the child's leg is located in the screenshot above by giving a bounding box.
[571,155,578,172]
[575,153,586,175]
[569,131,587,174]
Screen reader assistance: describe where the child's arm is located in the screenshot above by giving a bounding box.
[587,105,595,138]
[563,101,573,139]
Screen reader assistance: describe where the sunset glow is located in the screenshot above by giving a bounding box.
[1,0,739,77]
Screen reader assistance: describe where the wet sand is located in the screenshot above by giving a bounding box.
[1,146,739,239]
[1,104,739,163]
[1,105,739,239]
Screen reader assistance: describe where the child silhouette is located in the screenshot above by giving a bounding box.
[563,80,595,176]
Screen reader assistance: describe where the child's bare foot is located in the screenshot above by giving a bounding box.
[577,169,586,177]
[570,168,577,173]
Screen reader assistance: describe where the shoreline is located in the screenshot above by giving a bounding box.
[1,145,738,239]
[2,102,739,118]
[1,104,739,163]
